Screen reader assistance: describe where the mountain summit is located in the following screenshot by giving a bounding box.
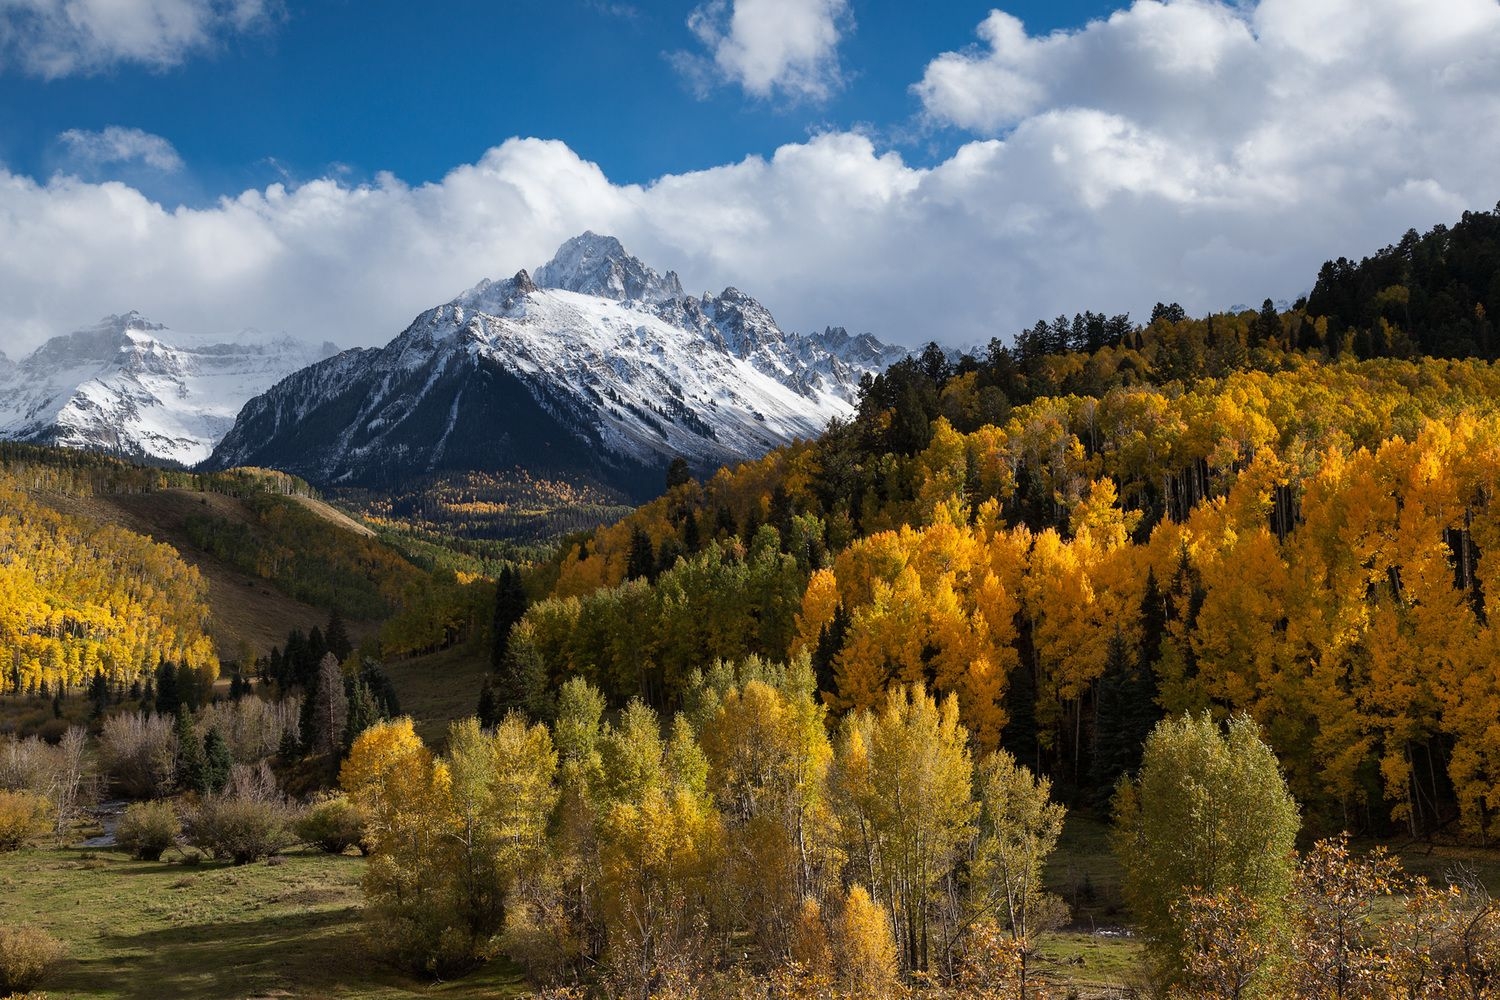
[533,231,685,303]
[206,234,905,499]
[0,313,337,465]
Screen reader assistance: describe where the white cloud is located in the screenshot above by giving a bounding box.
[678,0,849,101]
[0,0,1497,358]
[0,0,277,78]
[57,127,184,172]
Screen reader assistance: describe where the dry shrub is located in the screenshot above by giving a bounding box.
[0,924,67,994]
[0,790,52,852]
[98,713,177,799]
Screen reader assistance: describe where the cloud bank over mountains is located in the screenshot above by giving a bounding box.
[1,0,1497,354]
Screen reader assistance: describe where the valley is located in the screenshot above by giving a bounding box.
[4,208,1500,999]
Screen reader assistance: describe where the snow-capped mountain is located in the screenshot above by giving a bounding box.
[0,313,338,465]
[206,233,906,499]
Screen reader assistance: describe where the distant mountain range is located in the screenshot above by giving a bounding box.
[0,314,337,466]
[204,233,906,499]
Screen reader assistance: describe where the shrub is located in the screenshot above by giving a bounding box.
[184,763,294,865]
[115,800,181,861]
[295,794,367,855]
[98,713,177,799]
[0,923,67,994]
[0,791,52,852]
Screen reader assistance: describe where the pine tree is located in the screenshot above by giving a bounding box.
[88,671,109,720]
[325,608,353,662]
[476,676,501,730]
[626,527,656,582]
[666,455,692,490]
[202,726,232,794]
[175,712,205,794]
[812,603,851,698]
[278,724,301,762]
[155,660,180,717]
[344,678,381,752]
[490,566,529,669]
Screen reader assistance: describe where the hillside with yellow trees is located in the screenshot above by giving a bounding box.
[0,475,218,696]
[512,347,1500,840]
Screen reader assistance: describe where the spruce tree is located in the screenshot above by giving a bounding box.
[476,677,501,730]
[325,609,353,662]
[344,677,381,752]
[202,726,232,794]
[155,661,180,717]
[626,527,656,582]
[175,712,205,794]
[490,566,529,669]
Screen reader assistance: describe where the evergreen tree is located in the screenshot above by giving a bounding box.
[154,661,180,717]
[490,566,529,669]
[175,712,205,794]
[476,676,501,730]
[682,509,701,552]
[325,608,353,662]
[666,455,692,490]
[278,724,301,762]
[1089,630,1159,806]
[626,527,656,582]
[88,671,109,720]
[811,603,850,698]
[202,726,232,794]
[344,678,382,752]
[358,659,401,718]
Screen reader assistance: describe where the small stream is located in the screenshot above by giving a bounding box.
[78,799,128,848]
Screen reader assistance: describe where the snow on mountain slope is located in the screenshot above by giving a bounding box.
[0,313,338,465]
[208,233,907,498]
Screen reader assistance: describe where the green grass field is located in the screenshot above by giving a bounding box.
[0,846,529,1000]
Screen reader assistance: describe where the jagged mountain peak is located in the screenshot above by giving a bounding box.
[206,237,908,499]
[534,231,684,304]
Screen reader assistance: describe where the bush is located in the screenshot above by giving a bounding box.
[184,763,293,865]
[0,923,67,994]
[0,791,52,852]
[98,713,177,799]
[115,800,181,861]
[295,794,367,854]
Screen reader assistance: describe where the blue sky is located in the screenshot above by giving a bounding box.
[1,1,1118,195]
[0,0,1497,354]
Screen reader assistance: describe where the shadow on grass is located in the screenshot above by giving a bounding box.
[59,906,530,1000]
[61,905,370,999]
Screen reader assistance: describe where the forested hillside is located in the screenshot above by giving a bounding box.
[0,445,496,697]
[0,475,218,696]
[499,207,1500,841]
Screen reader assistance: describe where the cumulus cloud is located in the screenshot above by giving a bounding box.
[0,0,1498,357]
[57,127,184,172]
[0,0,277,78]
[676,0,849,101]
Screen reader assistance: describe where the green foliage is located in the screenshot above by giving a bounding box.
[182,491,425,620]
[185,764,295,865]
[115,799,182,861]
[295,794,368,855]
[202,726,232,795]
[1113,712,1299,984]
